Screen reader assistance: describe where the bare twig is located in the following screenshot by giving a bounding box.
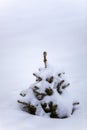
[43,51,47,68]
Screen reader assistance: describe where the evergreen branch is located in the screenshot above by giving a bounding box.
[33,73,42,81]
[73,102,80,106]
[62,83,70,89]
[17,100,29,106]
[56,80,65,94]
[46,76,54,83]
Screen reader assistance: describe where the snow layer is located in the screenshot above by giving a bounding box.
[0,0,87,130]
[18,66,74,118]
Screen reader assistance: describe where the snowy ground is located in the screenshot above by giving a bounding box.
[0,0,87,130]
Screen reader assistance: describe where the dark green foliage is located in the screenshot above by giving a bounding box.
[18,100,29,106]
[36,93,46,100]
[33,73,42,81]
[41,101,58,118]
[17,100,36,115]
[58,73,61,77]
[34,86,39,90]
[57,80,65,88]
[20,93,26,97]
[56,80,65,94]
[73,102,79,106]
[45,87,53,96]
[71,102,80,114]
[46,76,54,83]
[41,103,50,113]
[33,86,46,100]
[49,102,58,118]
[62,83,70,89]
[58,72,65,77]
[28,105,36,115]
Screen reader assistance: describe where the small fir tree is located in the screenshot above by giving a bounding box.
[18,52,79,118]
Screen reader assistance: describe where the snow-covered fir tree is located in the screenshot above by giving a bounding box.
[18,52,79,118]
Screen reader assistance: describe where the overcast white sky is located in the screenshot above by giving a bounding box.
[0,0,87,59]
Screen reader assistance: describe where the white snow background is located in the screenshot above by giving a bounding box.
[0,0,87,130]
